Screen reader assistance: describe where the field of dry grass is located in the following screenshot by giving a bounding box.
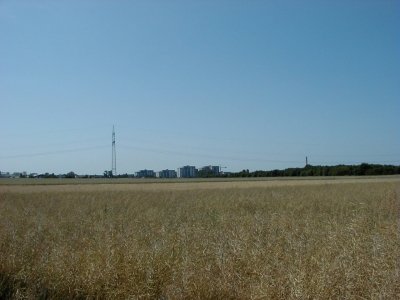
[0,178,399,299]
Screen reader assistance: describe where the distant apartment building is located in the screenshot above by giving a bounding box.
[199,165,220,176]
[178,165,198,178]
[11,172,26,178]
[0,171,10,178]
[157,169,177,178]
[135,169,156,178]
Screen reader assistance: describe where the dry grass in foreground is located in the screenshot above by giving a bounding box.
[0,181,399,299]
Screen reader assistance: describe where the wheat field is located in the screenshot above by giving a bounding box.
[0,178,399,299]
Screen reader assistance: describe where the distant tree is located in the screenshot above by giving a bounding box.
[65,171,76,178]
[117,173,129,178]
[358,163,371,175]
[103,170,113,178]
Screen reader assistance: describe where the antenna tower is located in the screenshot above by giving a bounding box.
[112,126,116,176]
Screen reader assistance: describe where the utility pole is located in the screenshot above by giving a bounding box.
[112,125,116,176]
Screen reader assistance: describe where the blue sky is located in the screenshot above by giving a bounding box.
[1,0,399,174]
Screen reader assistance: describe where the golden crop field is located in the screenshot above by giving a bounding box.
[0,178,399,299]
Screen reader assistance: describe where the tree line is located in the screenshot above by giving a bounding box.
[220,163,400,178]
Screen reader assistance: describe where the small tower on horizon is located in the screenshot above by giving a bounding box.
[112,125,116,176]
[305,156,308,166]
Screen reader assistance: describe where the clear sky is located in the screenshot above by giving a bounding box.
[1,0,399,174]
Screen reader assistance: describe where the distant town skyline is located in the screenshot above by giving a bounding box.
[1,1,399,174]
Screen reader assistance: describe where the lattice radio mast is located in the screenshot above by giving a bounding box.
[112,125,116,176]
